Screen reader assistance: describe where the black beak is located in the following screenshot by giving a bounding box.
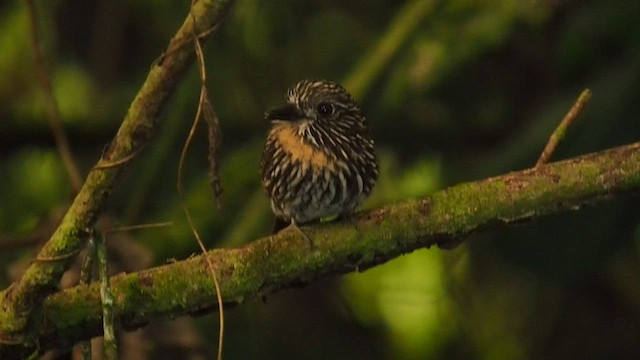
[265,104,303,122]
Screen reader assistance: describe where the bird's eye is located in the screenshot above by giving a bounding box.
[316,102,335,117]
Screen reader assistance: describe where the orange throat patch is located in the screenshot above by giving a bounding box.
[271,123,334,171]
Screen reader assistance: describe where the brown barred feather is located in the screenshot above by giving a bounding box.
[261,80,378,233]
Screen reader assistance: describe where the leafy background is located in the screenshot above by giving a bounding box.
[1,0,639,359]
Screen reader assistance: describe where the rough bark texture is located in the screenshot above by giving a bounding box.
[0,1,233,358]
[30,141,640,354]
[1,0,638,357]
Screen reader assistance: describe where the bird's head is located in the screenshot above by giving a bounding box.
[265,80,367,139]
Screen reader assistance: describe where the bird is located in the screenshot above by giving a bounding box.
[261,79,378,243]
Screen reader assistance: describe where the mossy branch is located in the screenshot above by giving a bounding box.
[0,0,232,356]
[25,141,640,355]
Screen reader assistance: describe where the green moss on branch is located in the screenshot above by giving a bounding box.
[32,141,640,354]
[0,0,233,357]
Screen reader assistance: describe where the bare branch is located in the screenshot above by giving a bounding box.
[536,89,593,167]
[175,32,225,360]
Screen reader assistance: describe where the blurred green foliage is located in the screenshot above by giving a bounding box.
[1,0,639,359]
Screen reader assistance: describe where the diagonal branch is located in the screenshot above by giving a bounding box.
[0,0,233,355]
[25,141,640,355]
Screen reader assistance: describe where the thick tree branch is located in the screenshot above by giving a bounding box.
[29,141,640,355]
[0,0,232,356]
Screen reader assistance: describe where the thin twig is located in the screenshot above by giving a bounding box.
[176,118,225,360]
[93,147,144,170]
[107,221,173,233]
[203,89,224,208]
[175,17,225,360]
[34,247,81,262]
[79,236,96,284]
[0,2,234,356]
[536,89,592,167]
[97,234,117,360]
[24,0,83,192]
[78,236,96,360]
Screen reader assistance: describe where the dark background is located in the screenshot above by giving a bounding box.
[1,1,639,359]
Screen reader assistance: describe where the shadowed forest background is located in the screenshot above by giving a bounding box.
[1,1,640,359]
